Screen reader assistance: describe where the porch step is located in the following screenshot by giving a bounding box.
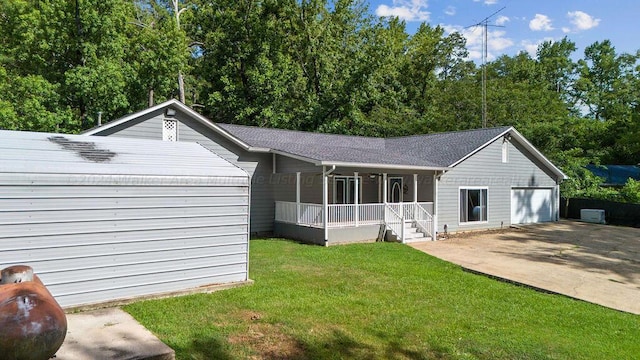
[403,223,429,240]
[386,222,433,243]
[404,236,432,243]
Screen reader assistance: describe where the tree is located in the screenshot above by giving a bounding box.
[536,37,577,110]
[129,0,190,108]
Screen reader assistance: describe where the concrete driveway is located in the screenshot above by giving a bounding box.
[410,221,640,314]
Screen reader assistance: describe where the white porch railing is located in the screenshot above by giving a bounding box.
[413,203,434,241]
[275,201,434,240]
[275,202,323,226]
[385,205,404,242]
[327,203,386,226]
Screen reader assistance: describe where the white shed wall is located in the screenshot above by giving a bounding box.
[0,131,250,308]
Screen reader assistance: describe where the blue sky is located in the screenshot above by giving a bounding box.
[367,0,639,61]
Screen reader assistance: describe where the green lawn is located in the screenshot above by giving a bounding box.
[124,239,640,359]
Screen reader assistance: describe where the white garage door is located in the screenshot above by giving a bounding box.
[511,188,553,224]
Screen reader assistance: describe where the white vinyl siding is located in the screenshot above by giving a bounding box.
[93,108,274,234]
[0,131,249,308]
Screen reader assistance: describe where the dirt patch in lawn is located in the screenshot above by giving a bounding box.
[228,311,306,360]
[441,226,525,240]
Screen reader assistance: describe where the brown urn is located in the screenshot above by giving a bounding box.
[0,265,67,360]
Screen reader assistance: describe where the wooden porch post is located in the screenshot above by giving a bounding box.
[322,166,328,245]
[413,174,418,203]
[354,172,359,227]
[296,172,301,224]
[383,173,388,204]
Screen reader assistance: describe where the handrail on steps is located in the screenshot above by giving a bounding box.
[412,202,434,239]
[384,204,405,243]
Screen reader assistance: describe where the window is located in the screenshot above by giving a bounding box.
[162,119,178,141]
[502,138,509,163]
[460,188,487,223]
[333,176,362,204]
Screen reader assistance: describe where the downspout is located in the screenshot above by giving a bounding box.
[433,170,447,241]
[432,171,438,241]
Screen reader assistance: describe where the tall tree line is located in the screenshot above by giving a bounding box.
[1,1,639,194]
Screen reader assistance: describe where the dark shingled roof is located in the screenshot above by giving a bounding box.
[216,123,512,168]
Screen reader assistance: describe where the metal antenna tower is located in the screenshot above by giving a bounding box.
[466,6,506,128]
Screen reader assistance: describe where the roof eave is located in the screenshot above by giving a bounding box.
[449,127,567,181]
[508,128,568,181]
[269,149,320,165]
[319,161,448,171]
[82,100,255,151]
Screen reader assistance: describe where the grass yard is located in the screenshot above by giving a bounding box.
[124,239,640,359]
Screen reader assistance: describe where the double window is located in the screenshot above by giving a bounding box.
[460,187,487,223]
[333,176,362,204]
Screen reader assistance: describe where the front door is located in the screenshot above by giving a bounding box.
[389,177,403,203]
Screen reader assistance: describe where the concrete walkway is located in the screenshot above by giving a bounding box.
[410,221,640,315]
[55,308,175,360]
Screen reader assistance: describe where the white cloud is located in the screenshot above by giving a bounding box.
[521,37,554,57]
[488,30,514,51]
[567,10,600,31]
[495,15,510,26]
[529,14,554,31]
[445,25,514,61]
[562,27,571,33]
[444,6,456,16]
[484,0,498,4]
[375,0,430,22]
[522,41,540,56]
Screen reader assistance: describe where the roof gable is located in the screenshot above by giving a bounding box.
[83,102,565,177]
[385,126,512,167]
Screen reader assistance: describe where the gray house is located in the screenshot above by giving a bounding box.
[0,130,250,308]
[85,100,567,245]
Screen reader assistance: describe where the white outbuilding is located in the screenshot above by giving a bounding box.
[0,130,250,308]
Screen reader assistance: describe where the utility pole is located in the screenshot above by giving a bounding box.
[467,6,506,128]
[172,0,188,104]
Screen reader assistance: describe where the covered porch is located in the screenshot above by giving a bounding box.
[272,165,442,245]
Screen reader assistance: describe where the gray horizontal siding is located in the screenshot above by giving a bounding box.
[0,182,249,308]
[438,137,558,233]
[96,110,275,234]
[97,109,165,139]
[275,155,319,173]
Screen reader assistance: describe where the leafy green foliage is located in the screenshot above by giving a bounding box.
[1,1,640,201]
[619,179,640,203]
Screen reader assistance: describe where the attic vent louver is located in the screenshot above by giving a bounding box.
[48,136,116,163]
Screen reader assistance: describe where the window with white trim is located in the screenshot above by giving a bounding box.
[460,187,487,223]
[333,176,362,204]
[162,119,178,141]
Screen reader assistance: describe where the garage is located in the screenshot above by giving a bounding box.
[0,130,250,308]
[511,187,554,224]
